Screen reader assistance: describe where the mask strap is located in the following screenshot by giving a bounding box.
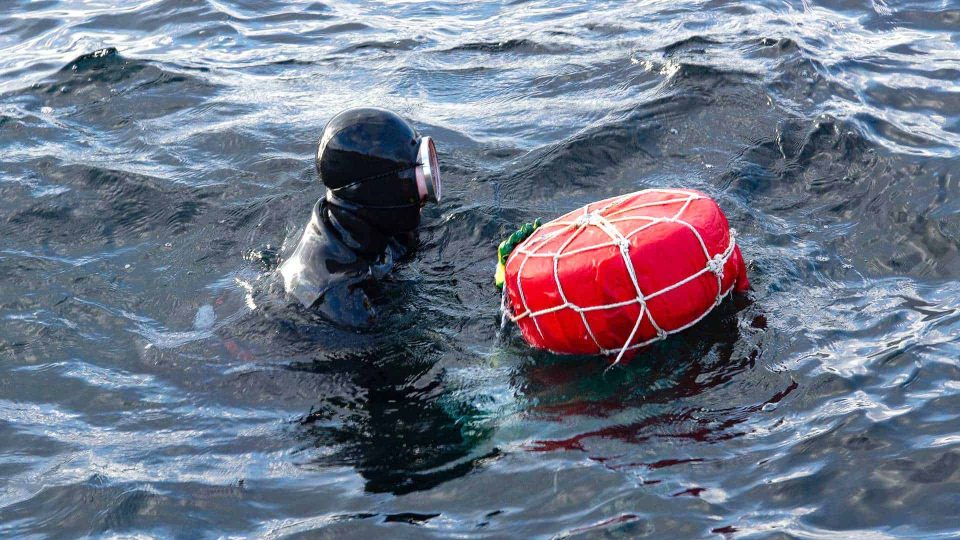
[325,189,421,211]
[327,164,418,194]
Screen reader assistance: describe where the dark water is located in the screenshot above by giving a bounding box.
[2,0,959,537]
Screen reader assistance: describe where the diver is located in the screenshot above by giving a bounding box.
[279,108,441,327]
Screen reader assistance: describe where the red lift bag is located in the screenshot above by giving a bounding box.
[503,189,749,363]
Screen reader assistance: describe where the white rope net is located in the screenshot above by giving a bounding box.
[506,188,739,366]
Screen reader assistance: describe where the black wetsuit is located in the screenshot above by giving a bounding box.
[279,198,413,327]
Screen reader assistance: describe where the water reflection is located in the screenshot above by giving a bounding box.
[279,291,774,494]
[511,297,785,452]
[290,344,498,495]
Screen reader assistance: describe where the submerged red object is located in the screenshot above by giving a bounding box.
[503,189,749,363]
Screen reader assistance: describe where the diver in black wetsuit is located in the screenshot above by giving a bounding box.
[279,108,441,327]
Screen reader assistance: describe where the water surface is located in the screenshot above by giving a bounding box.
[1,0,960,537]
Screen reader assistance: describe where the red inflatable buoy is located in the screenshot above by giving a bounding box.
[503,189,749,363]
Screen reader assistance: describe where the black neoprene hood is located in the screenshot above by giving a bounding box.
[317,107,422,209]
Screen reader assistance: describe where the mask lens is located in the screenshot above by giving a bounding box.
[417,137,441,203]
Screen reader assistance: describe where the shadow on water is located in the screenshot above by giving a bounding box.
[263,289,775,496]
[517,298,758,417]
[510,295,794,454]
[290,344,500,495]
[207,271,501,497]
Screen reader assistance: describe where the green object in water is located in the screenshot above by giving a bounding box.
[495,218,541,290]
